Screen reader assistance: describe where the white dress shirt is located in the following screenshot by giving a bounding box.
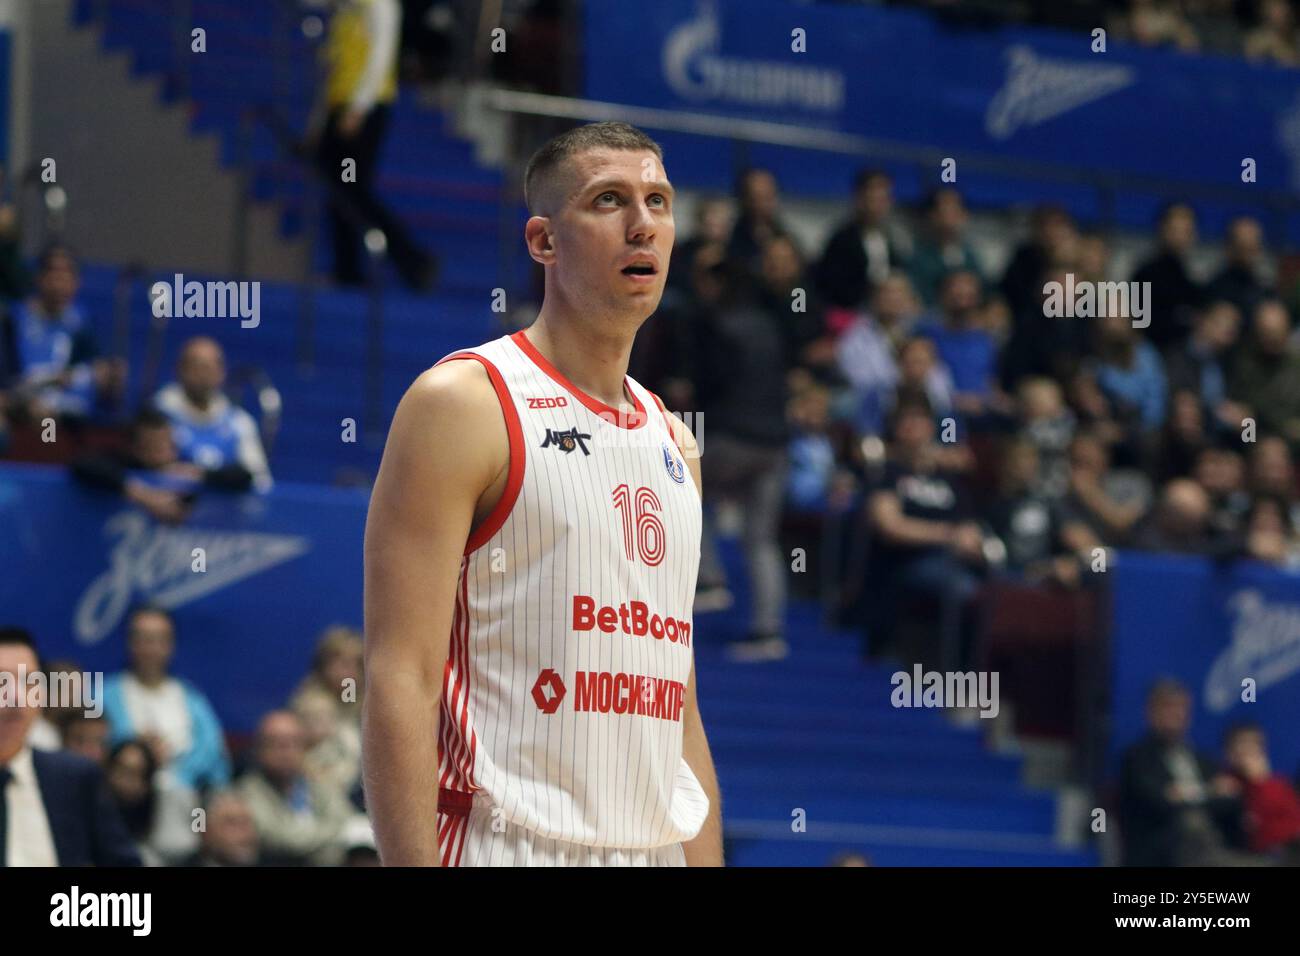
[3,745,59,866]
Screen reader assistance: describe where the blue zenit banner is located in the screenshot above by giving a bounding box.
[0,464,365,733]
[586,0,1300,208]
[1110,552,1300,777]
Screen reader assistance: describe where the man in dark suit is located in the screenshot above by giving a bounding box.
[1118,678,1246,866]
[0,626,141,866]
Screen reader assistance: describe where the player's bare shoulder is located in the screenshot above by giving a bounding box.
[377,357,509,514]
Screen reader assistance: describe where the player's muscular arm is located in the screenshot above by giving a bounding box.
[363,360,505,866]
[668,414,724,866]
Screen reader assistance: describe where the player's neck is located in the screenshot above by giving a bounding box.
[524,312,636,410]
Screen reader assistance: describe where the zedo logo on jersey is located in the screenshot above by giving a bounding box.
[662,442,686,484]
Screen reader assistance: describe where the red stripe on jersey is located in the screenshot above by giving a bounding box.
[648,390,684,455]
[510,328,647,429]
[432,350,527,555]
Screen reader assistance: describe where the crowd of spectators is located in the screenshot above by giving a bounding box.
[887,0,1300,66]
[635,165,1300,674]
[0,241,272,518]
[1,617,373,867]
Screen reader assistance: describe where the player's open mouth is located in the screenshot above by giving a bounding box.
[621,264,657,276]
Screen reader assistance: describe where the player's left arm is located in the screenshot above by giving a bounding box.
[666,406,724,866]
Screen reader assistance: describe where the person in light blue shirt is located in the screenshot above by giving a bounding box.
[153,337,272,492]
[12,245,125,421]
[102,606,231,793]
[1093,313,1168,434]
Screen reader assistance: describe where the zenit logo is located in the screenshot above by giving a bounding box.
[526,396,569,409]
[572,595,692,647]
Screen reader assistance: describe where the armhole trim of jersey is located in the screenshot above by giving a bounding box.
[434,351,526,556]
[649,390,684,456]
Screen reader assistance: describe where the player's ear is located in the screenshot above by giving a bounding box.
[525,216,555,265]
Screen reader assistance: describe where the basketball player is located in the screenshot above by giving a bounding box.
[363,122,723,866]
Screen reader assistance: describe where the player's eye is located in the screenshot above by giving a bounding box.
[648,194,666,208]
[596,192,619,206]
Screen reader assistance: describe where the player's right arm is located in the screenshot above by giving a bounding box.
[362,359,505,866]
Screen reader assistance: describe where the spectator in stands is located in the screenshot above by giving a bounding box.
[1192,445,1250,540]
[1113,0,1201,51]
[1248,435,1299,516]
[1060,431,1149,545]
[102,606,232,793]
[816,169,910,311]
[35,658,91,750]
[786,377,840,512]
[893,336,955,431]
[0,626,141,866]
[71,408,256,524]
[236,710,357,866]
[1074,231,1112,288]
[1092,314,1168,446]
[728,167,792,276]
[1222,723,1300,861]
[836,273,926,434]
[691,253,819,660]
[916,269,1005,422]
[309,0,435,290]
[0,165,29,300]
[1243,494,1300,566]
[999,205,1077,325]
[1154,389,1209,483]
[908,188,984,307]
[153,337,272,492]
[1131,202,1203,351]
[1163,300,1244,439]
[1229,300,1300,445]
[1119,678,1246,867]
[1244,0,1300,65]
[759,235,830,376]
[1132,477,1232,555]
[181,790,262,867]
[668,195,734,295]
[104,739,199,866]
[60,713,110,766]
[290,625,365,802]
[985,438,1097,587]
[1207,217,1273,328]
[999,266,1093,391]
[1015,377,1076,500]
[862,399,986,668]
[7,244,125,425]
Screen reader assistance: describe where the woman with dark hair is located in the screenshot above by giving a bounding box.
[105,739,198,866]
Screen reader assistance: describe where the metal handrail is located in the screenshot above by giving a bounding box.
[477,87,1300,223]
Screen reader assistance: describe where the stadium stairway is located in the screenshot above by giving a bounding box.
[695,540,1097,867]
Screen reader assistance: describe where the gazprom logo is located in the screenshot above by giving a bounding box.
[662,0,844,113]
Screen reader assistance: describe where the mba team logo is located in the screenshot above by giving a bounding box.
[662,443,686,484]
[541,426,592,456]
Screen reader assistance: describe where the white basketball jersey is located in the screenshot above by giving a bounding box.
[432,329,709,851]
